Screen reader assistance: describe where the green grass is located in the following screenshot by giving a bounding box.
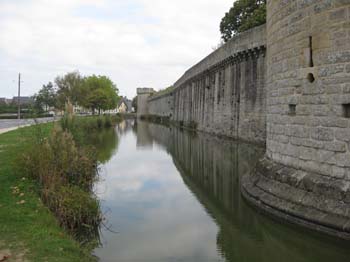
[0,123,95,261]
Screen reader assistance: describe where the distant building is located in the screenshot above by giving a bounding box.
[117,97,132,113]
[0,96,34,106]
[0,98,12,105]
[72,105,91,115]
[11,96,34,106]
[64,96,134,115]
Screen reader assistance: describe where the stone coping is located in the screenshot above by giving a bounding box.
[241,157,350,240]
[148,91,173,102]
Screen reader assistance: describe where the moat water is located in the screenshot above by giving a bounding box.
[93,120,350,262]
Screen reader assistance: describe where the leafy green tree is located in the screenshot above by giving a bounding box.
[55,71,84,110]
[220,0,266,42]
[0,102,17,114]
[34,82,56,112]
[132,96,137,112]
[81,75,119,114]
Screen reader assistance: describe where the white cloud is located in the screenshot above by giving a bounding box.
[0,0,231,98]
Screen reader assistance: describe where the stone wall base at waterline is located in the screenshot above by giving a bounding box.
[241,157,350,240]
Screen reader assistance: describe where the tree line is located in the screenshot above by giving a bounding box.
[220,0,266,42]
[34,71,120,115]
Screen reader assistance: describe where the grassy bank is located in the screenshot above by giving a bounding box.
[0,123,96,261]
[0,115,122,261]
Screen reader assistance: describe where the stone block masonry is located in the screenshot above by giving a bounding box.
[136,88,154,118]
[146,25,267,145]
[148,92,174,118]
[242,0,350,240]
[137,0,350,240]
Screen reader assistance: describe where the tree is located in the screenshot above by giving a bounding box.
[81,75,119,114]
[132,96,137,112]
[34,82,56,112]
[0,101,17,114]
[55,71,84,110]
[220,0,266,42]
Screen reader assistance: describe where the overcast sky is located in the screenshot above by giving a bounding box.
[0,0,232,99]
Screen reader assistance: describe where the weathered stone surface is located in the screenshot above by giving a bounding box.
[241,1,350,238]
[241,157,350,239]
[346,64,350,73]
[266,0,350,182]
[310,127,334,141]
[148,92,174,117]
[137,88,154,118]
[145,26,267,145]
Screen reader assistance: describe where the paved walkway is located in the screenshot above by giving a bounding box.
[0,118,55,134]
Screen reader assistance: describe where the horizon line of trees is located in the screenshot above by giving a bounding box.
[34,71,120,115]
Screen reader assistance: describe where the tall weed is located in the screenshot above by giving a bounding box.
[21,124,101,246]
[20,114,122,246]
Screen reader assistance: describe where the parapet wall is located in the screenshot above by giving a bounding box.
[146,25,267,144]
[148,92,174,117]
[173,25,266,89]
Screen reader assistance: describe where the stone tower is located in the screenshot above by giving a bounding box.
[242,1,350,239]
[136,88,154,118]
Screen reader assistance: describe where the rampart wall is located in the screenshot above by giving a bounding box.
[242,0,350,240]
[144,25,267,144]
[148,92,174,117]
[137,0,350,240]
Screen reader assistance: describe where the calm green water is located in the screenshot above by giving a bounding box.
[93,120,350,262]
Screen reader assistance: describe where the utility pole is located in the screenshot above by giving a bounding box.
[17,73,21,120]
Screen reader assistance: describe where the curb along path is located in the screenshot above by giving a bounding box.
[0,118,56,135]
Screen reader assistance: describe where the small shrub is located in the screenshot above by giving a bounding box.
[60,113,74,131]
[44,185,101,243]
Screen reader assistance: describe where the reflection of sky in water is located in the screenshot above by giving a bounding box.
[94,130,222,262]
[94,121,350,262]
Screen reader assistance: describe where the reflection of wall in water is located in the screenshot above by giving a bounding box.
[135,121,154,149]
[145,122,263,214]
[142,122,350,262]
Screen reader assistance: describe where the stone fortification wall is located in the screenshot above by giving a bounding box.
[146,25,267,144]
[266,0,350,181]
[136,88,154,118]
[173,25,266,89]
[148,92,174,117]
[138,0,350,239]
[173,25,266,144]
[242,0,350,240]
